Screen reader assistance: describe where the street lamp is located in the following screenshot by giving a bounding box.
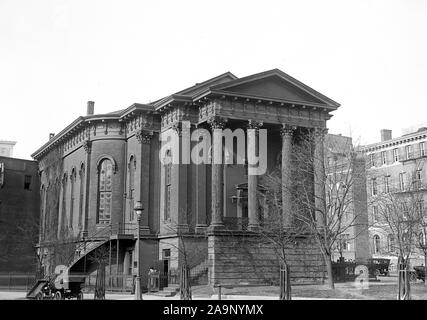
[134,200,144,300]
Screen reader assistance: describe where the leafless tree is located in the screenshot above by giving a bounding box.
[256,171,307,300]
[288,132,369,289]
[88,245,111,300]
[161,217,207,300]
[371,162,425,299]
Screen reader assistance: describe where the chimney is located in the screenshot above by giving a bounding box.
[380,129,392,142]
[87,101,95,115]
[49,133,55,140]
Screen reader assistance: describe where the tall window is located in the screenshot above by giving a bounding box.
[369,153,375,167]
[372,206,379,223]
[405,145,413,160]
[420,142,426,157]
[381,151,387,165]
[70,169,76,228]
[24,175,32,190]
[393,148,399,162]
[415,169,422,189]
[98,159,113,223]
[164,150,172,220]
[373,235,381,254]
[371,178,378,196]
[384,175,390,193]
[78,164,85,228]
[128,156,136,221]
[399,172,406,191]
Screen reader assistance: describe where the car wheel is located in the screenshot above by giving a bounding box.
[36,293,43,300]
[77,292,83,300]
[54,291,62,300]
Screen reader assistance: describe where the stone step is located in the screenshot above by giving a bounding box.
[161,287,180,293]
[151,291,177,297]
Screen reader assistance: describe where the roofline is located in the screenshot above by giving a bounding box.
[210,68,340,109]
[31,103,155,159]
[360,128,427,152]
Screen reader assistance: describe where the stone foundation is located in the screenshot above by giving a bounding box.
[208,231,325,285]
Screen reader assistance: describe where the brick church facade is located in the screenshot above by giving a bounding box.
[32,69,341,289]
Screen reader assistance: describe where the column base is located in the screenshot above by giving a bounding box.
[176,224,189,233]
[195,224,208,234]
[247,224,260,232]
[139,226,151,236]
[208,223,225,232]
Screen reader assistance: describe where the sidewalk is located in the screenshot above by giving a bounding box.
[0,290,352,300]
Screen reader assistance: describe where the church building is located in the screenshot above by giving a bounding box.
[32,69,341,290]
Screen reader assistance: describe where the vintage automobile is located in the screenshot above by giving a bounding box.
[368,258,391,276]
[413,266,426,282]
[27,273,85,300]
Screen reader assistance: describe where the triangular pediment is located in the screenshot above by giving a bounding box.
[211,69,340,108]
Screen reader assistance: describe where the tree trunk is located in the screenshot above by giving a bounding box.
[424,253,427,286]
[279,262,291,300]
[94,263,106,300]
[397,256,411,300]
[324,255,335,289]
[179,264,192,300]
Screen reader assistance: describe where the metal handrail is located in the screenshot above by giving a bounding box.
[66,222,138,267]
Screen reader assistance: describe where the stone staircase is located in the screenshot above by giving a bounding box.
[151,284,180,297]
[151,259,209,297]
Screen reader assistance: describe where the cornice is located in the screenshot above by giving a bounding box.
[361,131,427,153]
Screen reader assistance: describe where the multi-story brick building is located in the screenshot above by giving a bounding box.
[32,69,343,289]
[326,134,370,263]
[361,127,427,267]
[0,156,40,273]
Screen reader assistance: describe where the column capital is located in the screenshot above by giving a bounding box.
[313,127,328,138]
[280,124,297,138]
[247,119,263,130]
[136,129,154,144]
[207,116,228,130]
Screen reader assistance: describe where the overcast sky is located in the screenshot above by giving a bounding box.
[1,0,427,160]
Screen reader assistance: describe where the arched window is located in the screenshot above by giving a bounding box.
[387,234,395,252]
[70,169,76,228]
[164,150,172,220]
[373,235,381,254]
[98,159,113,223]
[78,164,85,229]
[128,156,136,221]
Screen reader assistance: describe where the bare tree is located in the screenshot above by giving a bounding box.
[289,132,369,289]
[371,163,425,299]
[160,217,207,300]
[88,245,111,300]
[255,171,307,299]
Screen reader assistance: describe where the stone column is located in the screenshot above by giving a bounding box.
[313,127,328,227]
[208,117,227,230]
[247,120,263,231]
[170,122,190,233]
[136,129,153,235]
[195,161,207,233]
[280,124,296,227]
[82,140,92,237]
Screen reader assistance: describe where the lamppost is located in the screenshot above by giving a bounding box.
[134,200,144,300]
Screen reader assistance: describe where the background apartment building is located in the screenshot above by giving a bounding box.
[361,127,427,268]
